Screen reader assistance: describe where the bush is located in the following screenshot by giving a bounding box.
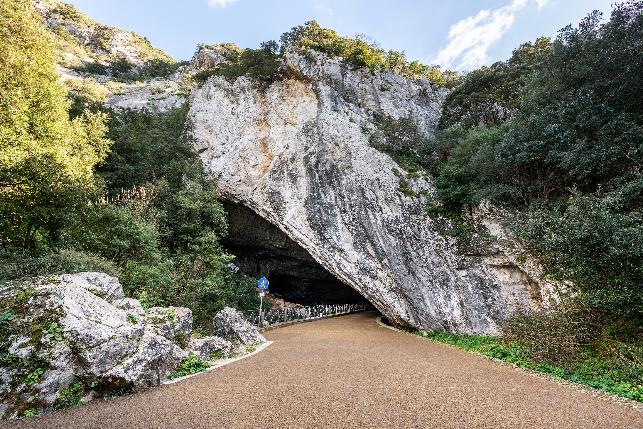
[0,249,119,282]
[194,42,281,89]
[502,300,603,366]
[168,353,210,379]
[512,193,643,316]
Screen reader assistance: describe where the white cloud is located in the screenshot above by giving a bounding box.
[535,0,552,10]
[434,0,546,70]
[208,0,239,8]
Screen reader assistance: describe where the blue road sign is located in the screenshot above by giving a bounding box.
[258,277,269,290]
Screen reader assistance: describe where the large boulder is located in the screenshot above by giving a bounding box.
[104,332,187,389]
[146,307,193,348]
[212,307,266,345]
[0,274,192,419]
[188,336,234,360]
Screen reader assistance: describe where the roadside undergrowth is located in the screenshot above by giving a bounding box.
[414,330,643,403]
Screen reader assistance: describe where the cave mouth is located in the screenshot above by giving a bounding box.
[222,201,370,306]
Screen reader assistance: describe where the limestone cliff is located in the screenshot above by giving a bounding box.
[37,2,567,334]
[187,48,566,334]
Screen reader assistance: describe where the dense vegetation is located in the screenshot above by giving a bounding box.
[396,1,642,400]
[0,0,257,331]
[194,21,459,89]
[193,42,281,89]
[281,21,459,87]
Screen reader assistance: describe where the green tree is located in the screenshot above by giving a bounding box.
[0,0,110,249]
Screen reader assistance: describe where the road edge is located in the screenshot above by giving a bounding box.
[163,341,273,385]
[374,316,643,412]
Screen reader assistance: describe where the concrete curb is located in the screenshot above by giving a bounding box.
[163,341,273,385]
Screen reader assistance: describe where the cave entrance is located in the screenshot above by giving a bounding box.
[222,202,369,306]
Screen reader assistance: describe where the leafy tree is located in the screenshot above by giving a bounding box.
[439,38,551,129]
[0,0,110,249]
[495,4,642,202]
[99,106,193,191]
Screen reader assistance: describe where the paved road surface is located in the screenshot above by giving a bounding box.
[6,312,642,428]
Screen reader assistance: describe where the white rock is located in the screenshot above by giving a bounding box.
[104,330,188,389]
[188,50,567,334]
[188,336,234,360]
[112,298,146,317]
[146,307,193,347]
[212,307,266,345]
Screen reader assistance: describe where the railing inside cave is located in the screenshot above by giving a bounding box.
[243,303,370,329]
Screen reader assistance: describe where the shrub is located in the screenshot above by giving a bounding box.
[168,353,210,379]
[502,300,602,366]
[0,249,120,282]
[194,42,281,89]
[512,193,643,316]
[55,381,84,409]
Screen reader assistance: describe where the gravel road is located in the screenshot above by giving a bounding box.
[6,312,642,428]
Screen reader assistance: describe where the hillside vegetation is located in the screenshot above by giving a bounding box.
[0,0,257,331]
[407,1,642,400]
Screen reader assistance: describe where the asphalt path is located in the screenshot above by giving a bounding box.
[6,311,642,428]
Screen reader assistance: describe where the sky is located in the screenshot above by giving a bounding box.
[65,0,619,70]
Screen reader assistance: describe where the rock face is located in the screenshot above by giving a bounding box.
[188,48,566,334]
[213,307,266,345]
[0,273,262,419]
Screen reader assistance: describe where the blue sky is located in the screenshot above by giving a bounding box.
[66,0,618,70]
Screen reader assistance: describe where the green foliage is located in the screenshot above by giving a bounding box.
[62,204,162,266]
[55,381,84,409]
[194,42,281,89]
[417,324,643,402]
[24,368,45,386]
[0,249,120,283]
[99,106,192,191]
[126,313,138,324]
[425,3,643,316]
[439,38,551,129]
[281,21,458,86]
[64,106,258,329]
[77,58,186,82]
[369,114,428,173]
[0,0,111,250]
[494,4,642,202]
[168,353,210,379]
[208,350,224,360]
[22,408,37,418]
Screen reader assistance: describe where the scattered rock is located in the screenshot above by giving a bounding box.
[0,274,209,419]
[188,336,234,360]
[212,307,266,345]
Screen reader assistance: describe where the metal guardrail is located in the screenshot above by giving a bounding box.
[243,303,370,328]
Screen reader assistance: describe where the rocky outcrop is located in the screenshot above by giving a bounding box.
[213,308,266,345]
[188,48,566,334]
[0,273,263,419]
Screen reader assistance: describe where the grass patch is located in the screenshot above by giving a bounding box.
[168,353,210,380]
[415,330,643,402]
[55,381,84,409]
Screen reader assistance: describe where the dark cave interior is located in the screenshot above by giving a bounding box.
[222,202,369,306]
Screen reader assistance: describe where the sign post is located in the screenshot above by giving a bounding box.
[257,277,269,327]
